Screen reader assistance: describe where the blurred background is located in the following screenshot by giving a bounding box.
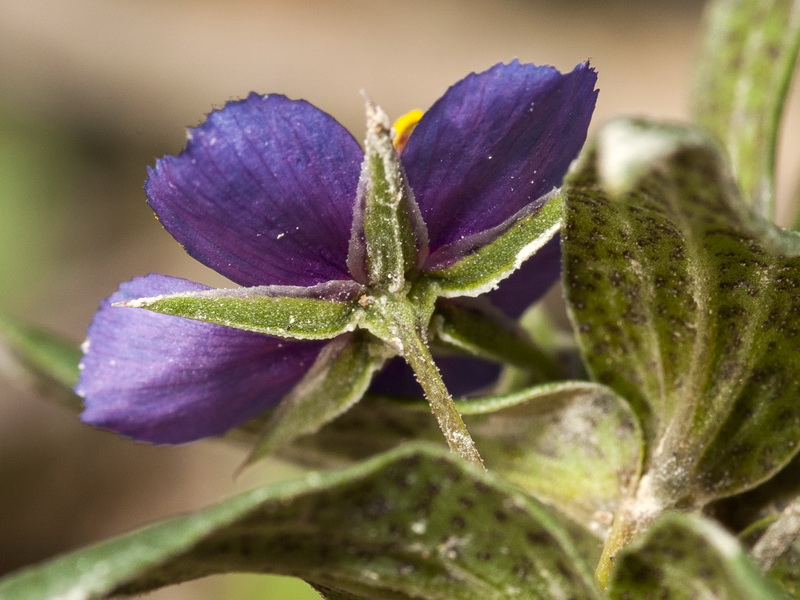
[0,0,798,598]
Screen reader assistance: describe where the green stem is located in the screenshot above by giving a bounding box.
[595,509,633,589]
[363,294,485,469]
[594,472,669,589]
[399,321,485,469]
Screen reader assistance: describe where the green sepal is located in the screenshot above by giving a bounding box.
[269,381,642,544]
[120,280,365,340]
[0,444,601,600]
[0,313,82,410]
[423,192,561,297]
[347,100,428,292]
[243,332,391,467]
[693,0,800,218]
[431,299,562,382]
[608,513,787,600]
[563,118,800,510]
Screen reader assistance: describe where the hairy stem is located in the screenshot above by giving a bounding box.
[399,319,485,469]
[364,295,485,469]
[595,469,669,588]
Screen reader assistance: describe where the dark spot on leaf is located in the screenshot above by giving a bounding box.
[473,481,492,495]
[526,529,551,546]
[458,496,474,509]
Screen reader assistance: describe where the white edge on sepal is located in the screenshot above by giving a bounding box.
[115,280,366,308]
[436,219,561,300]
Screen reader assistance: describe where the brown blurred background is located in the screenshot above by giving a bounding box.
[1,0,798,598]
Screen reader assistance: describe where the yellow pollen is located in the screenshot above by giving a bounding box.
[392,109,423,154]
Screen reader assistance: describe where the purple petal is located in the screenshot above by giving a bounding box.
[146,94,362,287]
[369,355,501,398]
[487,235,562,319]
[77,274,325,443]
[402,61,597,260]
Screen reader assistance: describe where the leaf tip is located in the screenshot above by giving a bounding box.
[595,119,707,197]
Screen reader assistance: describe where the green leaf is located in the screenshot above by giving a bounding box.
[227,573,320,600]
[608,513,787,600]
[243,332,391,466]
[462,383,642,545]
[0,313,82,409]
[123,280,365,340]
[312,584,371,600]
[0,444,601,600]
[423,193,562,298]
[564,118,800,510]
[693,0,800,218]
[276,381,642,544]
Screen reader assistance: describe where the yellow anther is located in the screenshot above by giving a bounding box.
[392,109,423,154]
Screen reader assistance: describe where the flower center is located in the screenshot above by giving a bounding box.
[392,109,423,154]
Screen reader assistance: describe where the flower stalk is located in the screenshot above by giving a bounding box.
[594,470,670,588]
[363,293,485,469]
[594,506,635,588]
[398,321,485,469]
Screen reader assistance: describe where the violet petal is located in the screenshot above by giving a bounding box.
[146,94,362,287]
[369,355,501,399]
[402,61,597,258]
[77,274,325,443]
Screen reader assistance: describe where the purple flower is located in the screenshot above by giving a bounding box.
[76,60,597,444]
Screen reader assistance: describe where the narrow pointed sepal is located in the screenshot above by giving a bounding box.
[119,280,366,341]
[347,100,428,291]
[78,275,326,444]
[423,191,562,298]
[242,332,391,468]
[432,299,561,382]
